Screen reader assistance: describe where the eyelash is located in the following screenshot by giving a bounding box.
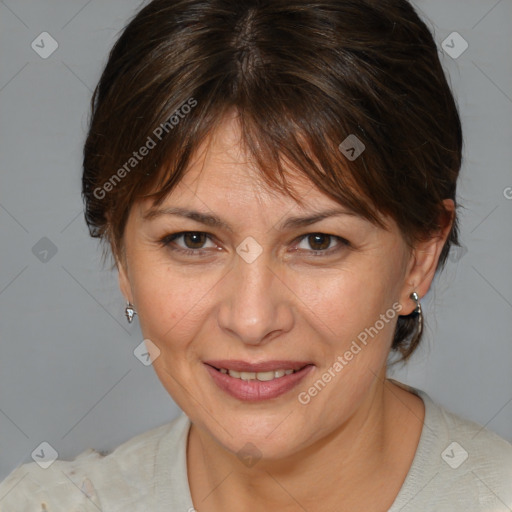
[158,231,350,257]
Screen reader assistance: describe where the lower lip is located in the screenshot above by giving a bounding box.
[205,364,314,401]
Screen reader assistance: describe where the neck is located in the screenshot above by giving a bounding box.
[186,370,423,511]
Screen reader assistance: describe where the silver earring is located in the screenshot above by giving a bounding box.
[125,302,137,324]
[410,292,423,335]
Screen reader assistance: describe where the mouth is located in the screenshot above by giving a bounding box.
[204,360,314,401]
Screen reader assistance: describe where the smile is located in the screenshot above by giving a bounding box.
[204,361,314,401]
[218,368,295,381]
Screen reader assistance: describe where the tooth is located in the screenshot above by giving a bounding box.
[225,369,296,380]
[256,371,276,381]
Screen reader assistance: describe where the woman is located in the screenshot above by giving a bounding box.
[1,0,511,510]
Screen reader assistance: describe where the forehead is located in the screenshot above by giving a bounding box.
[142,113,334,216]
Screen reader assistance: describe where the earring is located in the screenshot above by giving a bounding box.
[410,291,423,335]
[125,302,137,324]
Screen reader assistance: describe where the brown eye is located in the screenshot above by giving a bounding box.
[307,234,331,251]
[294,233,349,256]
[160,231,217,254]
[182,232,208,249]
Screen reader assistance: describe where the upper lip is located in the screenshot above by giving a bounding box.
[204,360,313,372]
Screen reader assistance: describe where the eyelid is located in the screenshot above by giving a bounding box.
[159,231,218,251]
[293,233,350,254]
[160,231,350,257]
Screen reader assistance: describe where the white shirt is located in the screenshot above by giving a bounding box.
[1,380,511,511]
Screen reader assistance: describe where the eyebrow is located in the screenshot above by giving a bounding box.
[142,206,357,231]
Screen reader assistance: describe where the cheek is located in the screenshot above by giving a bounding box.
[129,256,225,348]
[291,266,402,425]
[288,256,403,347]
[128,233,406,351]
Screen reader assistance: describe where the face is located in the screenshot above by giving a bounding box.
[118,113,430,460]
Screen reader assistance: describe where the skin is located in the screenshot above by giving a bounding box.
[117,112,454,511]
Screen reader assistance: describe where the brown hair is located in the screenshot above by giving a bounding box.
[82,0,463,362]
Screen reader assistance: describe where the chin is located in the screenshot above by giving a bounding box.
[193,399,318,460]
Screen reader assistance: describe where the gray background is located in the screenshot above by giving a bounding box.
[0,0,511,481]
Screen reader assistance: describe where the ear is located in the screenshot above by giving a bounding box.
[116,251,133,304]
[399,199,455,315]
[107,211,134,304]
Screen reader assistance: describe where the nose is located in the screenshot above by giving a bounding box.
[216,250,294,346]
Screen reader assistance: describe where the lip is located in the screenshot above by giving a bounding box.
[204,362,314,402]
[204,360,312,372]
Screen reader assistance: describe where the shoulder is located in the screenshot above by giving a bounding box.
[0,415,186,511]
[435,399,512,484]
[0,449,103,511]
[435,402,512,509]
[408,384,512,510]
